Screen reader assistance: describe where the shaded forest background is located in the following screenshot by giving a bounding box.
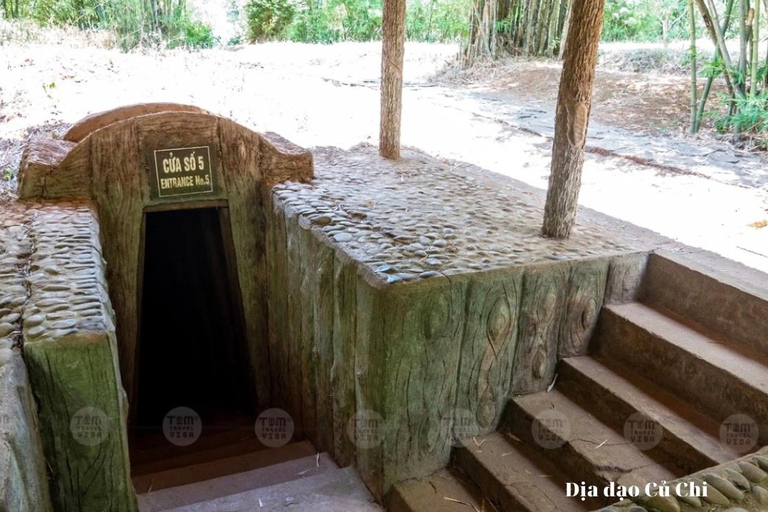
[1,0,767,139]
[0,0,718,47]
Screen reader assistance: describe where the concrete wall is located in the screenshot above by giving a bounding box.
[265,188,649,500]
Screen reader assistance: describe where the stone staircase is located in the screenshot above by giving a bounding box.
[134,440,381,511]
[391,251,768,511]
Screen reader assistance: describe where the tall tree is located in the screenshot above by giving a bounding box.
[541,0,606,238]
[750,0,760,97]
[689,0,698,133]
[379,0,407,159]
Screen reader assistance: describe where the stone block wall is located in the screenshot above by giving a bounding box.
[265,182,649,500]
[21,203,136,512]
[0,206,52,512]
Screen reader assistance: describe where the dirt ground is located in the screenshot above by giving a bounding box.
[1,36,766,273]
[435,46,730,138]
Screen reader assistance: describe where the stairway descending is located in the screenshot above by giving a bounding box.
[136,440,381,511]
[392,251,768,511]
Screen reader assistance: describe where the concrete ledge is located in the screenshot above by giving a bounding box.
[0,350,52,512]
[644,249,768,355]
[21,203,136,512]
[264,145,658,500]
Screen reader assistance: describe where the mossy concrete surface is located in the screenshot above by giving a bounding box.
[0,204,52,512]
[20,202,136,512]
[265,145,659,500]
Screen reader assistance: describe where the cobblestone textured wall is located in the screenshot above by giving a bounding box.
[0,206,52,512]
[265,146,652,500]
[606,446,768,512]
[20,202,135,512]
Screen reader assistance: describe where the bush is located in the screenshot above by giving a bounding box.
[245,0,295,41]
[406,0,469,42]
[715,91,768,141]
[181,19,217,48]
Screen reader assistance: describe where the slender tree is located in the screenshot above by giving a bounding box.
[751,0,760,98]
[542,0,606,238]
[379,0,407,159]
[689,0,698,133]
[695,0,743,100]
[739,0,749,96]
[694,0,735,132]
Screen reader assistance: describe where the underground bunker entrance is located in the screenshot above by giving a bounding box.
[130,206,255,462]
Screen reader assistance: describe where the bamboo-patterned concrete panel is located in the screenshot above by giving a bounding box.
[356,278,468,498]
[284,205,307,434]
[605,252,649,304]
[331,250,360,468]
[512,264,569,394]
[298,217,317,440]
[218,118,270,405]
[265,189,290,411]
[89,118,148,406]
[559,257,609,357]
[310,228,336,454]
[456,270,522,432]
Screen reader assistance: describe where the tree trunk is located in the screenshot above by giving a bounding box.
[764,0,768,87]
[739,0,749,96]
[751,0,760,98]
[558,3,572,59]
[695,0,736,131]
[542,0,606,239]
[547,0,562,56]
[689,0,698,133]
[379,0,407,159]
[696,0,743,100]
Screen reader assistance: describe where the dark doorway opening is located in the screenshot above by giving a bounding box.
[131,207,255,463]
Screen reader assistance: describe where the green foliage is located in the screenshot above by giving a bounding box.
[286,0,383,43]
[406,0,469,42]
[30,0,104,27]
[245,0,295,41]
[2,0,215,50]
[715,90,768,138]
[183,19,217,48]
[601,0,688,42]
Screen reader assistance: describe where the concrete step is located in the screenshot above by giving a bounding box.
[130,414,257,469]
[642,250,768,356]
[506,390,684,493]
[134,440,319,494]
[389,468,495,512]
[137,450,336,511]
[453,431,600,511]
[595,302,768,445]
[162,466,381,512]
[559,355,739,474]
